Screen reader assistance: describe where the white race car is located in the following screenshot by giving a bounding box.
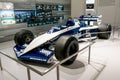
[14,15,111,65]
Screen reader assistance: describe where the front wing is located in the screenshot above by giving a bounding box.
[13,45,54,63]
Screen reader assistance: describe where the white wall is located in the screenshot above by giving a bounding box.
[96,0,120,26]
[114,0,120,27]
[86,0,95,4]
[71,0,86,18]
[97,6,116,25]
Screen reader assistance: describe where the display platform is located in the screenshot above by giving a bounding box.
[0,40,105,80]
[59,55,105,80]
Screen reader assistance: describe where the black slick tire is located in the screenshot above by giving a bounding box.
[55,36,79,65]
[14,29,34,46]
[98,24,112,39]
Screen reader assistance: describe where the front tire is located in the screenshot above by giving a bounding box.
[14,29,34,46]
[55,36,79,65]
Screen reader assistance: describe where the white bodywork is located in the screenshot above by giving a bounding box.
[22,19,99,55]
[23,23,80,55]
[79,26,98,31]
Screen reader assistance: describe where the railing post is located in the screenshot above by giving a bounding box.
[88,45,91,64]
[27,68,31,80]
[56,66,60,80]
[88,32,92,64]
[0,57,3,70]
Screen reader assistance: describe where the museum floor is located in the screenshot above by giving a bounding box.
[0,31,120,80]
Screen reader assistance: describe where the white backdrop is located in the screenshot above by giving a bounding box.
[96,0,120,27]
[71,0,86,18]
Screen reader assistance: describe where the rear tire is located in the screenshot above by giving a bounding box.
[98,24,112,39]
[55,36,79,65]
[14,29,34,46]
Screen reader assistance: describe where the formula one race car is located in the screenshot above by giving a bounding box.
[13,15,112,65]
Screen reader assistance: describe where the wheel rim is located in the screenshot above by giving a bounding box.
[69,43,78,55]
[66,41,78,60]
[25,34,32,44]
